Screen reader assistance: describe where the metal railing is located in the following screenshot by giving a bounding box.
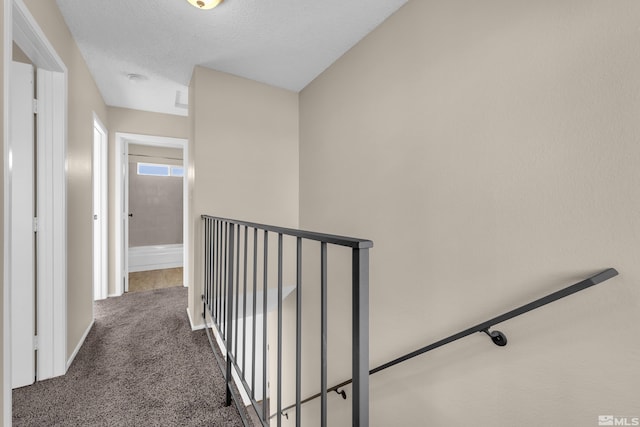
[275,267,619,419]
[201,215,373,427]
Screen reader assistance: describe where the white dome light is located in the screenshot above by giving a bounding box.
[187,0,224,10]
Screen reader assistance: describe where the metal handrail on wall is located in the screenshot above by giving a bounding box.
[275,268,619,419]
[201,215,373,427]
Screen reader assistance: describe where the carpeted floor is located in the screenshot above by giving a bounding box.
[128,268,184,293]
[13,286,246,426]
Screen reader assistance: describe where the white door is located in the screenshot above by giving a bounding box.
[10,61,36,389]
[93,119,107,300]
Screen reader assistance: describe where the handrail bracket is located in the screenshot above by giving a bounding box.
[482,328,508,347]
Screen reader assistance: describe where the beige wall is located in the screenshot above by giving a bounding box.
[107,107,188,140]
[188,66,299,326]
[128,144,183,164]
[22,0,108,360]
[106,107,188,295]
[12,42,29,64]
[298,0,640,425]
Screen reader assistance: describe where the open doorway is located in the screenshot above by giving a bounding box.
[127,143,184,292]
[114,133,189,297]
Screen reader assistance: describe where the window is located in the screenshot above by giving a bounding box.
[137,163,169,176]
[137,163,184,177]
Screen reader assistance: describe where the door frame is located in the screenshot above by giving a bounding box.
[3,0,68,423]
[92,113,108,300]
[114,133,189,296]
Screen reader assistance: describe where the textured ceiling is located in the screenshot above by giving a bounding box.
[55,0,408,116]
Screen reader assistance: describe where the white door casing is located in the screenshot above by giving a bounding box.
[2,1,11,420]
[93,115,108,300]
[36,67,67,381]
[123,141,129,293]
[9,60,36,389]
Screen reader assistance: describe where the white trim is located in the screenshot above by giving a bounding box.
[3,1,14,423]
[114,136,124,296]
[93,113,108,301]
[128,244,184,273]
[35,68,67,381]
[9,0,68,387]
[182,138,189,290]
[36,68,54,382]
[66,319,94,370]
[115,133,189,298]
[50,68,67,378]
[12,2,62,71]
[187,308,205,331]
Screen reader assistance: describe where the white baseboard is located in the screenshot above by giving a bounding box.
[67,319,95,370]
[187,308,205,331]
[129,244,183,273]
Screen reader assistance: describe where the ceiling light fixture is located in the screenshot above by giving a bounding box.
[187,0,223,10]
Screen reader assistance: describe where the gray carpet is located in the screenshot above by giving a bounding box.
[13,286,245,426]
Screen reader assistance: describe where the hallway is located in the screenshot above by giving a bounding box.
[12,287,245,426]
